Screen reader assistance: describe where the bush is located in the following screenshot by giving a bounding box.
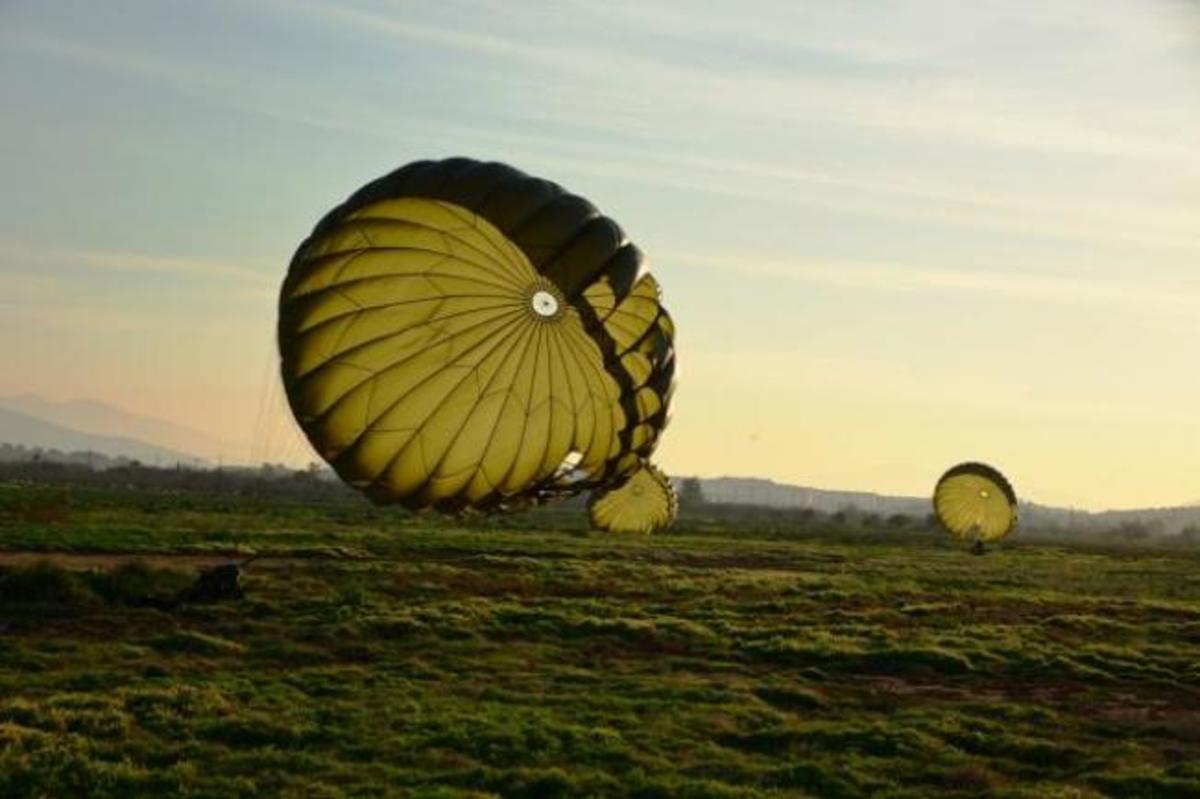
[86,562,191,606]
[0,562,94,605]
[0,561,196,609]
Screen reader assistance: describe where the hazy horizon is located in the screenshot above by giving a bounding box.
[4,391,1196,516]
[2,1,1198,511]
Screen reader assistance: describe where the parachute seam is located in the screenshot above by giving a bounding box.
[417,317,546,500]
[492,183,562,238]
[540,323,587,495]
[313,204,533,280]
[548,320,606,478]
[290,301,524,382]
[355,317,532,489]
[290,293,520,340]
[568,290,641,464]
[428,317,540,502]
[288,254,521,301]
[558,321,624,482]
[481,319,545,496]
[301,226,530,291]
[300,307,525,426]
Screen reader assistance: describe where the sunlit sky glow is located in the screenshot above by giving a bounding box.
[2,0,1198,509]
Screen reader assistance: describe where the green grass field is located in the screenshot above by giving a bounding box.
[2,483,1199,798]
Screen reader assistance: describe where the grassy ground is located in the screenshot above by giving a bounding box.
[1,483,1199,798]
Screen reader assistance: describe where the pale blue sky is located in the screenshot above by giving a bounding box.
[1,1,1197,508]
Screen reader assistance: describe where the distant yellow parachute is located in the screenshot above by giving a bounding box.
[278,158,676,532]
[933,462,1017,546]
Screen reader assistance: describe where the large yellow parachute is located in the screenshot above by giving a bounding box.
[932,462,1017,545]
[278,158,676,532]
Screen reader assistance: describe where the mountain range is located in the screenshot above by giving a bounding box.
[0,394,236,462]
[674,476,1200,535]
[0,406,204,467]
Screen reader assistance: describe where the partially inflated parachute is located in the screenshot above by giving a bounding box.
[588,462,677,534]
[932,462,1017,546]
[278,158,676,532]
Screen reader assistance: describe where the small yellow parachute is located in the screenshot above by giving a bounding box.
[278,158,676,531]
[932,462,1017,545]
[588,461,678,534]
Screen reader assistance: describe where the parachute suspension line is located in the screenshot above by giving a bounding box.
[272,375,306,468]
[281,396,318,469]
[248,335,271,465]
[249,330,315,470]
[249,332,283,467]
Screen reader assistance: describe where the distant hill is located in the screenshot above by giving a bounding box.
[0,407,205,467]
[676,476,1200,536]
[2,392,1195,536]
[0,394,235,461]
[689,476,930,516]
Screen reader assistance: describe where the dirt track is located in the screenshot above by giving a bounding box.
[0,552,261,571]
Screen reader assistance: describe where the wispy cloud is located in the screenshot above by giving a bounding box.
[667,250,1200,315]
[0,270,152,333]
[238,2,1200,268]
[1,239,274,284]
[0,27,228,91]
[64,250,273,285]
[0,272,70,301]
[561,148,1200,255]
[10,2,1195,259]
[238,100,1200,260]
[285,0,1200,168]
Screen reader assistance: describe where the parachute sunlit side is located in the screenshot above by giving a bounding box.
[278,158,676,530]
[932,462,1017,545]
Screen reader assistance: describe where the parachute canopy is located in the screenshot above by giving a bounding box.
[588,462,677,534]
[278,158,676,531]
[932,462,1017,543]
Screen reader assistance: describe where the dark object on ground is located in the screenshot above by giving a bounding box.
[176,564,244,604]
[970,540,986,556]
[0,558,248,610]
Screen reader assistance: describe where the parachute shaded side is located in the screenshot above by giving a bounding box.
[279,158,676,511]
[585,273,676,477]
[305,158,643,302]
[933,462,1017,543]
[588,461,677,533]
